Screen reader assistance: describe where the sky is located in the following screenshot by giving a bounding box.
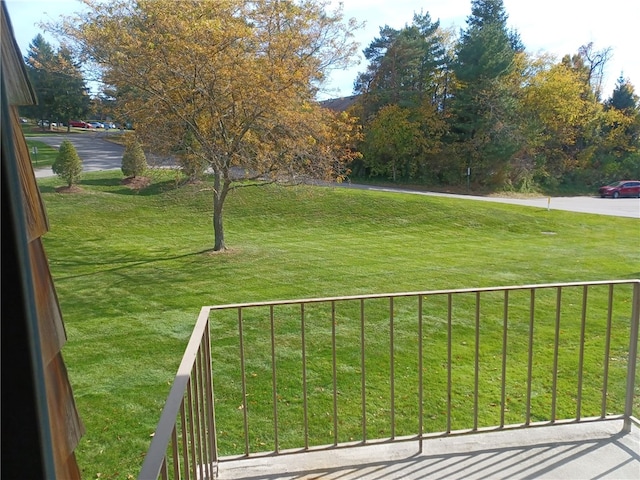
[5,0,639,100]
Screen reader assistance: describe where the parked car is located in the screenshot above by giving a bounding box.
[598,180,640,198]
[88,121,104,128]
[69,120,92,128]
[37,120,56,127]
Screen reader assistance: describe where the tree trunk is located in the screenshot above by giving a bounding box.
[212,170,227,251]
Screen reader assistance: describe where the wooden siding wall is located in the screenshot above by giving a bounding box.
[2,2,85,477]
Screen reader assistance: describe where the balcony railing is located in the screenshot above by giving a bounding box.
[139,280,640,480]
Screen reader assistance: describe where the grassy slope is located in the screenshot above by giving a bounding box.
[25,139,58,168]
[37,171,639,479]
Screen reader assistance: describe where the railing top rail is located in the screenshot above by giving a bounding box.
[139,307,212,479]
[139,279,640,478]
[203,279,640,311]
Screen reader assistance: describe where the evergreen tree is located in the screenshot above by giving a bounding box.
[121,138,148,178]
[355,12,445,114]
[22,34,90,129]
[22,35,57,125]
[52,140,83,187]
[607,75,638,113]
[354,25,400,112]
[450,0,523,186]
[53,45,91,130]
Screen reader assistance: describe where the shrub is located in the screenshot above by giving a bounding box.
[121,138,148,178]
[52,139,82,187]
[175,129,207,181]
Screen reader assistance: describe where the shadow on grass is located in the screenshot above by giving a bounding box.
[76,176,182,196]
[54,247,217,281]
[135,179,184,196]
[38,184,58,194]
[80,177,123,188]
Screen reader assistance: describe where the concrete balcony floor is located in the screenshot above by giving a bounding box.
[218,420,640,479]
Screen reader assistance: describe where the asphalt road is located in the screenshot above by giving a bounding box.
[33,134,639,219]
[344,184,640,219]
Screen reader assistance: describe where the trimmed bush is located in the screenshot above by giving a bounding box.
[121,138,147,178]
[52,139,82,187]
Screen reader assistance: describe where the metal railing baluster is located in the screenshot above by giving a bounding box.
[526,288,535,426]
[623,282,640,432]
[551,287,562,423]
[390,297,395,440]
[139,280,640,479]
[360,299,367,443]
[170,425,179,480]
[601,284,614,419]
[179,401,189,480]
[332,301,338,446]
[447,293,452,434]
[418,295,424,453]
[500,290,508,428]
[577,286,588,421]
[186,378,196,480]
[474,292,480,431]
[193,352,204,479]
[203,321,216,476]
[301,304,309,450]
[237,308,249,456]
[270,305,279,454]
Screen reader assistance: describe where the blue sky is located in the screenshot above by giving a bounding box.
[6,0,639,100]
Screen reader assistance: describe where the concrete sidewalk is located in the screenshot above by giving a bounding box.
[217,420,640,479]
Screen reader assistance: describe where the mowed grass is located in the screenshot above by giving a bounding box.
[37,170,640,479]
[26,139,59,168]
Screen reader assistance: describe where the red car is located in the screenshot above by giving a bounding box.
[598,180,640,198]
[69,120,92,128]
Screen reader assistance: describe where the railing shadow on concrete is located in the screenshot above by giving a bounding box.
[139,280,640,480]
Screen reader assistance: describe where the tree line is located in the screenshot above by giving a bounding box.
[20,34,117,130]
[25,0,638,250]
[349,0,639,192]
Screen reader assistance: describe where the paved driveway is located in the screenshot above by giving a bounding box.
[346,184,640,219]
[34,132,125,178]
[33,136,639,219]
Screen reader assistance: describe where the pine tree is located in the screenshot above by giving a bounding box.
[52,140,83,187]
[607,75,638,113]
[355,12,445,114]
[450,0,523,186]
[22,35,90,129]
[121,138,148,178]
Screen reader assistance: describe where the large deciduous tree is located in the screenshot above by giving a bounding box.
[362,105,423,181]
[597,76,640,181]
[52,0,360,250]
[521,59,599,183]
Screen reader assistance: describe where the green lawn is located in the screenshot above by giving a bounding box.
[37,170,639,479]
[25,139,59,168]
